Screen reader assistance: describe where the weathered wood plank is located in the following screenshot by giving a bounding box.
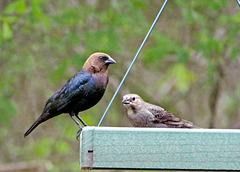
[80,127,240,170]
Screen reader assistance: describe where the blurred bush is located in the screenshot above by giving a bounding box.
[0,0,239,171]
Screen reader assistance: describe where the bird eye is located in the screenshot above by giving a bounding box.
[99,56,108,61]
[132,97,135,101]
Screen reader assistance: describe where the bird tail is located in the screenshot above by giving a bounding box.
[191,124,201,129]
[24,112,48,138]
[24,120,41,138]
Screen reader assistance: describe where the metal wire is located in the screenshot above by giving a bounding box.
[237,0,240,7]
[98,0,169,127]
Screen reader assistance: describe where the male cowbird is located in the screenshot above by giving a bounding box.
[122,94,199,128]
[24,52,116,139]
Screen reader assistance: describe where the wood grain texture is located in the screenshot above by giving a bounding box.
[80,127,240,170]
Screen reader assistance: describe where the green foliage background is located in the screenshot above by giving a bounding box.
[0,0,240,171]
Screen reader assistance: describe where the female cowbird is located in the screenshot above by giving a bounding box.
[122,94,199,128]
[24,52,116,139]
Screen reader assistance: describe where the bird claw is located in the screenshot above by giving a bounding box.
[76,129,82,140]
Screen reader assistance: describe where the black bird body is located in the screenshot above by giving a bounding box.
[24,52,116,137]
[41,71,106,121]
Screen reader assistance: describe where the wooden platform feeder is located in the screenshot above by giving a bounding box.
[80,127,240,171]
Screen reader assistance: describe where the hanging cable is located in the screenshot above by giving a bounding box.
[98,0,169,127]
[237,0,240,7]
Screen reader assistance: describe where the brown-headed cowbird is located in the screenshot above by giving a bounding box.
[122,94,199,128]
[24,52,116,139]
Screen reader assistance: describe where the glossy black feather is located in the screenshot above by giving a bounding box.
[24,71,105,137]
[45,70,98,115]
[24,52,116,137]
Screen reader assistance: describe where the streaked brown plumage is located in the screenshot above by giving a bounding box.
[122,94,199,128]
[24,52,116,139]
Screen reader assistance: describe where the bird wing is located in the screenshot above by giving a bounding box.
[155,110,185,123]
[45,71,92,112]
[146,103,193,127]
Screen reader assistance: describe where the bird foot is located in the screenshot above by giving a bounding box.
[76,129,82,141]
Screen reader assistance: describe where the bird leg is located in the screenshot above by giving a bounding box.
[70,114,83,129]
[75,114,88,140]
[69,112,83,140]
[75,113,88,126]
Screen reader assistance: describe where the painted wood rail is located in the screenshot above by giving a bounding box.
[80,127,240,171]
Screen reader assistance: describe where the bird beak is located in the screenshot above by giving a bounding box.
[122,98,130,104]
[105,57,116,64]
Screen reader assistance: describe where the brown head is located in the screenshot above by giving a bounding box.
[82,52,116,73]
[122,94,144,113]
